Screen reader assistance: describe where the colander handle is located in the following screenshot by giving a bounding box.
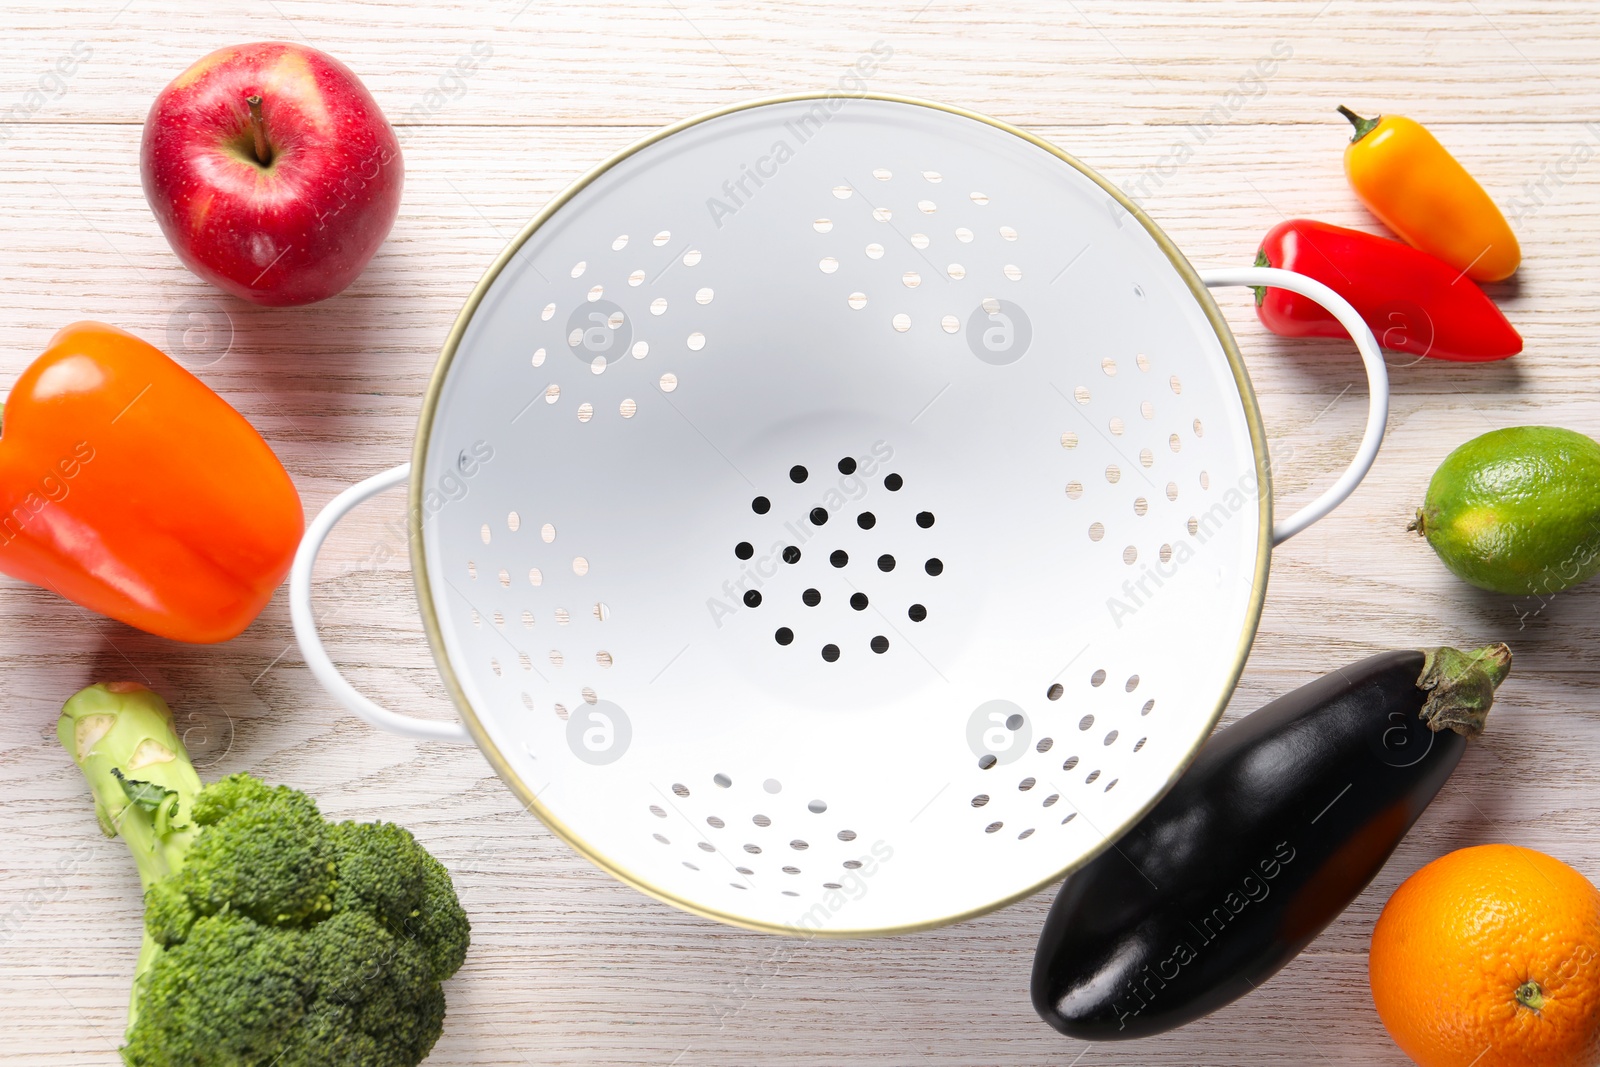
[289,463,472,744]
[1200,266,1390,545]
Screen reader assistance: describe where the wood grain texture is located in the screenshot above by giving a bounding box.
[3,1,1599,1063]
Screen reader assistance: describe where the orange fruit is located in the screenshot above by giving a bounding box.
[1370,844,1600,1067]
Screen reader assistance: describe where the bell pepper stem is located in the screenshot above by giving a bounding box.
[1337,105,1382,144]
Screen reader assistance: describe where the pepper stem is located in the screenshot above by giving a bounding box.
[1416,644,1512,739]
[1337,105,1382,144]
[245,94,272,166]
[1515,980,1546,1013]
[1252,248,1270,307]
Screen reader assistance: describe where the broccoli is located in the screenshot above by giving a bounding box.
[58,682,471,1067]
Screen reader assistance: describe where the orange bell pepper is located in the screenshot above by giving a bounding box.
[1338,106,1521,282]
[0,322,302,642]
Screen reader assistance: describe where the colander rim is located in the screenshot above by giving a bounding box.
[407,91,1274,937]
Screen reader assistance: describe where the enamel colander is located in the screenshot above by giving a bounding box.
[291,94,1387,936]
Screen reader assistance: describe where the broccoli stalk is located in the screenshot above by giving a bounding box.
[59,683,470,1067]
[58,682,203,1029]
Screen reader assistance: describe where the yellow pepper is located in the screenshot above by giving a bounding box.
[1338,106,1520,282]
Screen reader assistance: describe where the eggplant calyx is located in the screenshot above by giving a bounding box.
[1417,644,1512,739]
[1515,980,1545,1013]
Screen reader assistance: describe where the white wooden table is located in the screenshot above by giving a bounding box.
[3,1,1597,1063]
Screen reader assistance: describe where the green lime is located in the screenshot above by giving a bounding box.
[1413,426,1600,596]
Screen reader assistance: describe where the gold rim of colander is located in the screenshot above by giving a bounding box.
[408,92,1273,938]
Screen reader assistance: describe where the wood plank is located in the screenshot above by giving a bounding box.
[0,0,1597,128]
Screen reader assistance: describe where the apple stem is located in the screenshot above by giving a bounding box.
[245,94,272,166]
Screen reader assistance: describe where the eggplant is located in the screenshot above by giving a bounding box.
[1031,644,1511,1040]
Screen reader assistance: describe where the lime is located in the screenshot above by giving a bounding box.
[1413,426,1600,596]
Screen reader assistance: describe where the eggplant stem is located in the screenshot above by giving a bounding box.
[1416,644,1511,739]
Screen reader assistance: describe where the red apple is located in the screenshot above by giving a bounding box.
[140,42,403,306]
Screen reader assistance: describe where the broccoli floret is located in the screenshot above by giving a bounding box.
[413,850,473,983]
[125,913,313,1064]
[166,773,339,933]
[329,820,427,931]
[59,683,471,1067]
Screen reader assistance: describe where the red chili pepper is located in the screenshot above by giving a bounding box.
[1254,219,1521,362]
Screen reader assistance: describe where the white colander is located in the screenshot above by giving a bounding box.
[290,94,1387,936]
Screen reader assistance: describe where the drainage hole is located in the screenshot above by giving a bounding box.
[802,588,822,607]
[908,603,927,622]
[735,541,754,560]
[775,627,794,645]
[821,643,840,662]
[830,549,849,568]
[743,589,762,608]
[870,635,889,654]
[850,592,869,611]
